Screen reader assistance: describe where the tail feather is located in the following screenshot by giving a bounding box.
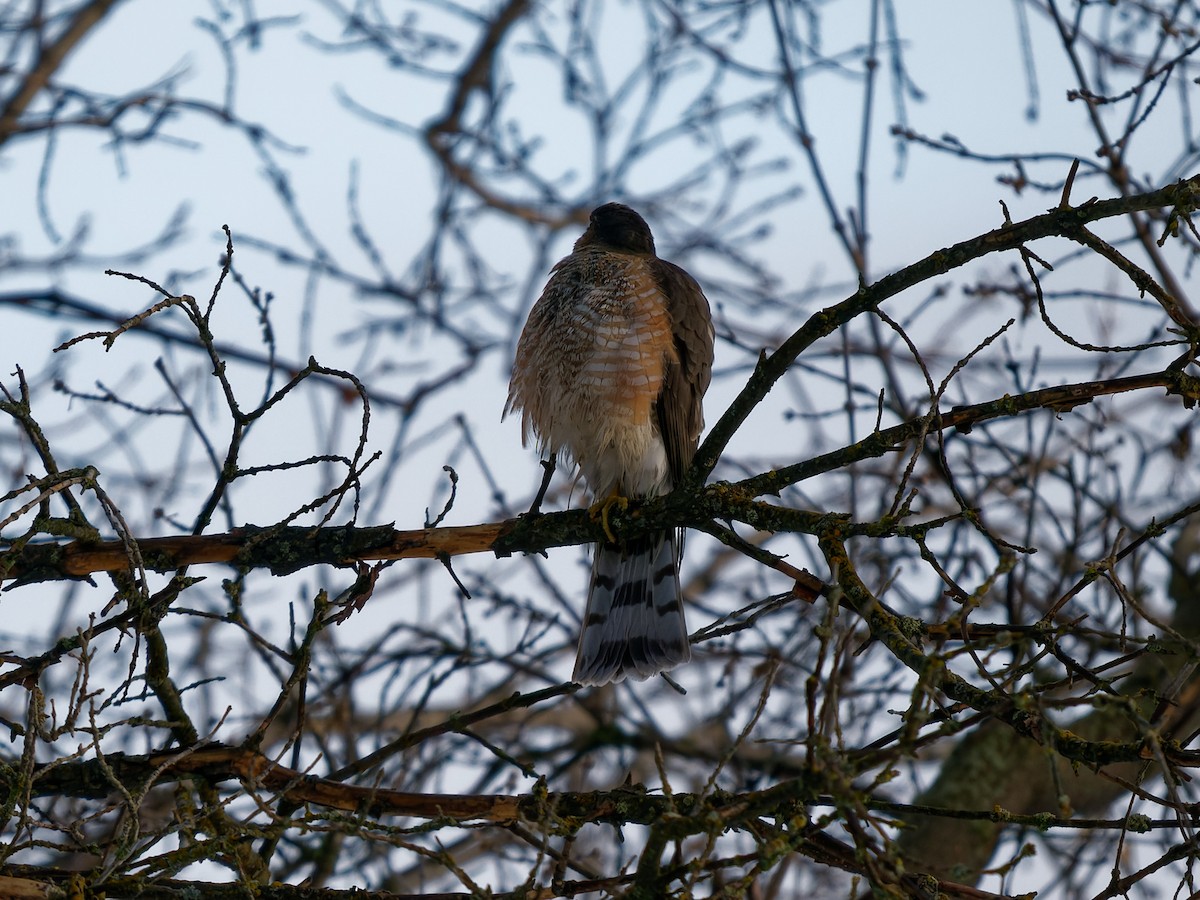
[573,532,690,685]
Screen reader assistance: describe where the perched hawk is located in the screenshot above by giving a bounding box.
[506,203,715,685]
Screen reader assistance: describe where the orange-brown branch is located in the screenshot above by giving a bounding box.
[1,521,520,584]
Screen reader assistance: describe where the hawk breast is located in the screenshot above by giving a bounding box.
[507,249,677,498]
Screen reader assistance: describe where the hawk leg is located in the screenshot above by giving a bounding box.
[526,457,556,516]
[589,490,629,545]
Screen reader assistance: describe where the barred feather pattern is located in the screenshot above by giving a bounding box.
[574,533,689,685]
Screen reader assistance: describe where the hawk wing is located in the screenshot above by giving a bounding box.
[652,259,715,487]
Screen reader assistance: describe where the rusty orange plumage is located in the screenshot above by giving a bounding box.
[506,203,714,685]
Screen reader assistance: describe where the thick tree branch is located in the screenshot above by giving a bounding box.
[4,370,1193,585]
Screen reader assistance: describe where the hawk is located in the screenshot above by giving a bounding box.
[506,203,715,685]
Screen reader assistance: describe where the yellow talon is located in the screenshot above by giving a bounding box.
[589,491,629,544]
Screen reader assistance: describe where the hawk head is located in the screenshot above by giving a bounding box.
[576,203,656,255]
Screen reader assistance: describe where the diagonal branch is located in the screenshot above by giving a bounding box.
[687,174,1200,487]
[0,0,124,143]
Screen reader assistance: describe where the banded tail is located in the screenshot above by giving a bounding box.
[572,532,690,685]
